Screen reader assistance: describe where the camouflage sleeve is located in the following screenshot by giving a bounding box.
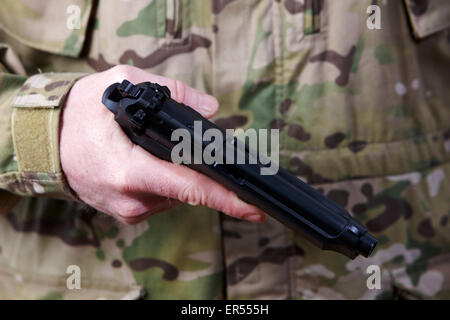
[0,70,86,201]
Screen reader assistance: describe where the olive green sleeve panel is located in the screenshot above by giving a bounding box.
[0,72,87,200]
[12,106,62,173]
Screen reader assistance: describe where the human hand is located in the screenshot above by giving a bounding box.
[60,65,267,224]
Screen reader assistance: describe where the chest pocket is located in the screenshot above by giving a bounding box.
[92,0,211,69]
[109,0,201,44]
[0,0,93,58]
[404,0,450,38]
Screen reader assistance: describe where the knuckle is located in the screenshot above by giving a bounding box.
[177,175,205,206]
[173,79,187,103]
[110,64,133,81]
[110,168,133,195]
[112,199,144,218]
[218,192,240,216]
[110,64,128,74]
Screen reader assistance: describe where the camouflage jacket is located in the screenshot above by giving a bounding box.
[0,0,449,299]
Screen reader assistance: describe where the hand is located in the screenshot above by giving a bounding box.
[60,65,267,224]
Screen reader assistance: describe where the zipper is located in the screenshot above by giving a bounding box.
[304,0,322,35]
[165,0,183,39]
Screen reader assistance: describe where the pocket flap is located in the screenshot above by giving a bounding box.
[0,0,93,57]
[404,0,450,38]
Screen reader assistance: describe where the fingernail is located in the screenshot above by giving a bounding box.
[245,213,266,223]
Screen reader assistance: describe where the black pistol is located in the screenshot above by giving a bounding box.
[102,80,378,259]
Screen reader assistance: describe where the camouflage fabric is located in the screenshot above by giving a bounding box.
[0,0,449,299]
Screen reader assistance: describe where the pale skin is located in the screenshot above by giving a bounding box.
[60,65,267,225]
